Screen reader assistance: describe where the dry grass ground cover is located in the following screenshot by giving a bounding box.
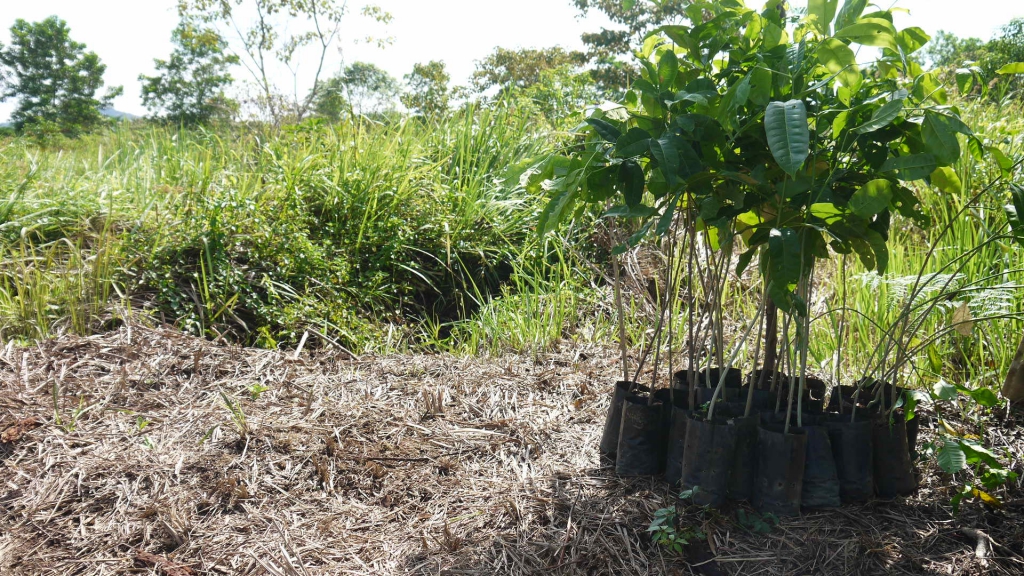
[1,324,1023,575]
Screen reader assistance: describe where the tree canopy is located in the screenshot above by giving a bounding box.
[401,61,450,117]
[140,22,239,126]
[314,62,398,120]
[471,47,584,95]
[0,16,122,136]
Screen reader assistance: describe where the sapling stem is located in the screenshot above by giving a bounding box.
[745,287,769,418]
[612,243,629,386]
[687,216,697,410]
[706,303,764,423]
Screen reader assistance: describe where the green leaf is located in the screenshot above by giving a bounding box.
[922,111,961,166]
[836,18,898,51]
[765,100,810,177]
[736,246,758,276]
[816,38,861,90]
[658,49,679,87]
[853,98,904,133]
[604,204,659,219]
[969,387,999,407]
[538,184,580,237]
[810,202,845,222]
[1006,184,1024,247]
[896,27,930,54]
[849,179,893,218]
[835,0,868,29]
[988,146,1013,177]
[650,135,680,185]
[616,128,652,158]
[996,62,1024,75]
[808,0,839,35]
[960,439,1003,469]
[768,227,801,285]
[586,118,621,143]
[930,166,963,194]
[937,440,967,473]
[880,153,937,181]
[619,161,645,207]
[932,379,958,401]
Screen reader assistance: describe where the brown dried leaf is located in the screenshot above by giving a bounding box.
[953,302,974,336]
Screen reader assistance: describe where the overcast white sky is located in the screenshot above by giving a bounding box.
[1,0,1022,121]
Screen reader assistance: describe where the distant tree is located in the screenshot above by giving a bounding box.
[921,30,987,69]
[401,61,450,117]
[471,47,584,95]
[922,19,1024,97]
[0,16,122,137]
[314,61,398,120]
[139,22,239,126]
[571,0,689,92]
[514,65,600,128]
[178,0,392,123]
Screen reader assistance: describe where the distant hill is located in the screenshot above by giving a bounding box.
[101,107,140,121]
[0,107,139,128]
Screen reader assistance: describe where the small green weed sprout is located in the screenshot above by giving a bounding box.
[648,487,706,555]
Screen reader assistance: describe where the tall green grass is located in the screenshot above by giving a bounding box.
[0,104,586,350]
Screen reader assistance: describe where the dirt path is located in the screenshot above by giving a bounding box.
[1,325,1022,575]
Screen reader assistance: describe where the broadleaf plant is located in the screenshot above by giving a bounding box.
[532,0,995,430]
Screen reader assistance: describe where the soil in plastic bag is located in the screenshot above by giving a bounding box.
[663,404,691,485]
[654,389,688,472]
[727,414,760,501]
[600,381,649,461]
[801,425,841,508]
[824,413,874,503]
[680,414,737,507]
[753,424,807,517]
[615,394,665,476]
[872,410,917,498]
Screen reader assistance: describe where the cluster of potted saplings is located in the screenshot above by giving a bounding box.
[601,365,919,514]
[597,270,919,515]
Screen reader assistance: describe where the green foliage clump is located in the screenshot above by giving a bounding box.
[402,61,451,117]
[0,104,554,351]
[0,16,122,137]
[139,22,239,126]
[313,62,399,120]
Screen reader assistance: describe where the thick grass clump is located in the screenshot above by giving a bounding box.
[0,104,565,350]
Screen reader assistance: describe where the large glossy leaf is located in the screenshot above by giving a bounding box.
[768,227,801,285]
[586,118,621,143]
[619,161,645,207]
[658,49,679,87]
[849,179,893,217]
[854,97,904,133]
[808,0,839,35]
[897,27,930,54]
[880,153,937,181]
[922,111,961,166]
[816,38,861,90]
[836,18,898,51]
[996,62,1024,75]
[930,166,963,194]
[765,100,810,177]
[835,0,868,29]
[650,135,680,185]
[615,128,652,158]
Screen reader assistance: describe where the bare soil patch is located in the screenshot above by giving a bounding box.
[1,324,1022,575]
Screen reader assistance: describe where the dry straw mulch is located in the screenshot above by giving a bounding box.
[1,323,1022,575]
